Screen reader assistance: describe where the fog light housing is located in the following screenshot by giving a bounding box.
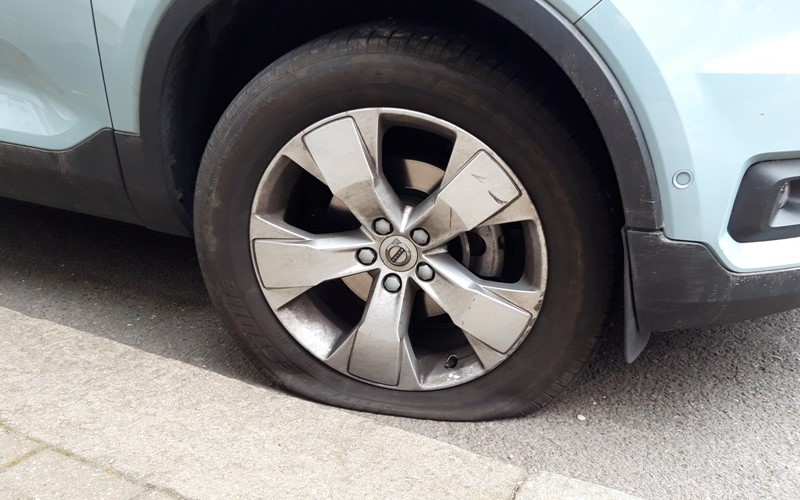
[729,160,800,242]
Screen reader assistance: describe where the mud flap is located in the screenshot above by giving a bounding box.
[622,229,651,363]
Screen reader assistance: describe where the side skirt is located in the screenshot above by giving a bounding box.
[0,130,140,224]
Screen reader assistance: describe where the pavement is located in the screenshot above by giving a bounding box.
[0,197,797,499]
[0,307,637,499]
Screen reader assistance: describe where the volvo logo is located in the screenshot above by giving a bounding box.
[378,235,418,271]
[385,239,412,266]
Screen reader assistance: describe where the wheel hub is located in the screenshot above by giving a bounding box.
[379,236,418,271]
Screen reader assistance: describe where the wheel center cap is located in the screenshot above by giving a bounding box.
[379,236,418,272]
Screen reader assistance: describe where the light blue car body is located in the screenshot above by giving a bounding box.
[1,0,799,273]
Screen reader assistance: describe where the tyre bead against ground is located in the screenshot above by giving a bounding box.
[194,25,619,420]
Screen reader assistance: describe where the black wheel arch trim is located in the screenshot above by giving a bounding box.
[125,0,663,236]
[115,0,221,237]
[472,0,661,230]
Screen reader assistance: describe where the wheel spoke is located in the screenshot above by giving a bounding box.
[348,109,383,172]
[441,130,487,185]
[251,214,376,307]
[415,254,536,354]
[251,213,305,240]
[408,150,521,247]
[478,197,539,227]
[483,282,543,313]
[302,115,403,228]
[464,333,508,371]
[281,138,325,184]
[344,276,416,386]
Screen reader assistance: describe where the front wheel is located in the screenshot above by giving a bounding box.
[194,24,620,420]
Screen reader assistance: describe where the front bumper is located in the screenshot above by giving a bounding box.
[627,230,800,333]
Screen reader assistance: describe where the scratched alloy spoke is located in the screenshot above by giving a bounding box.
[415,253,538,355]
[408,149,522,247]
[251,214,377,308]
[301,113,404,229]
[324,276,417,386]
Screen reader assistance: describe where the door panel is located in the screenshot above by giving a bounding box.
[0,0,111,149]
[0,0,139,224]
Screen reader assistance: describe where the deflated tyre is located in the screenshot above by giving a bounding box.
[194,24,620,420]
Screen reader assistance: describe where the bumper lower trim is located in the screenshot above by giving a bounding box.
[627,230,800,334]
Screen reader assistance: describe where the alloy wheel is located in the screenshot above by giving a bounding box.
[249,108,547,390]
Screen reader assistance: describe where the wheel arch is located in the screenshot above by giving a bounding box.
[473,0,662,230]
[119,0,663,235]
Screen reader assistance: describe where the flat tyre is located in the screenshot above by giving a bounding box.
[194,24,619,420]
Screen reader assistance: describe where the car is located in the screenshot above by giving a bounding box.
[2,0,799,420]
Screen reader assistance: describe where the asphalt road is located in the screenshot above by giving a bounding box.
[0,197,797,499]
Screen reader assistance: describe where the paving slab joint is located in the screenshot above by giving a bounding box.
[0,422,186,499]
[1,446,48,472]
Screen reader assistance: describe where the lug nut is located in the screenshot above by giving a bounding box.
[373,218,393,235]
[356,248,377,265]
[411,228,430,246]
[383,274,402,293]
[416,263,435,282]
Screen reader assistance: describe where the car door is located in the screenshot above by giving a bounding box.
[0,0,138,223]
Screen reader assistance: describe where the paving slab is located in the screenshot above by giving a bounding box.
[0,448,144,500]
[129,488,179,500]
[0,428,42,468]
[0,307,527,499]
